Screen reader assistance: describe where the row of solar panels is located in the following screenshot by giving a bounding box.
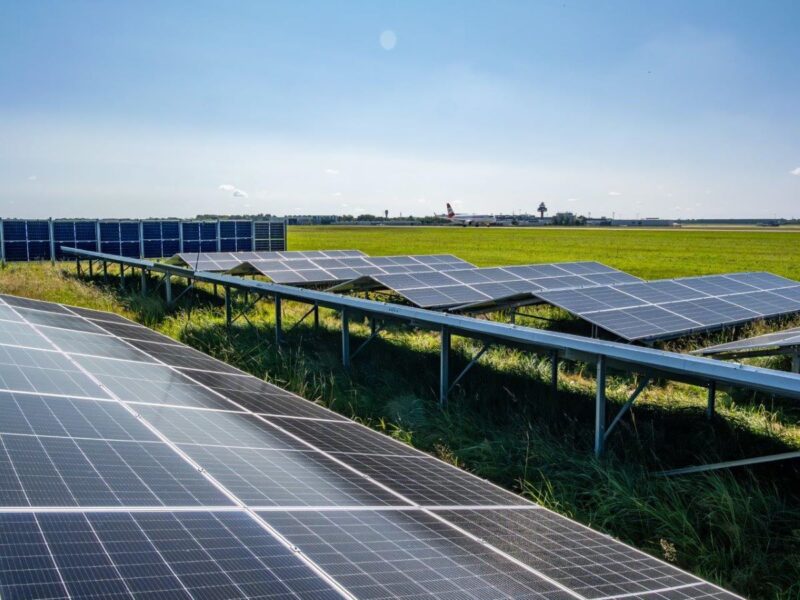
[169,249,800,343]
[0,218,287,261]
[173,250,478,283]
[0,293,740,599]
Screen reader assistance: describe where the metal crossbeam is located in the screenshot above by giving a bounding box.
[350,320,384,362]
[447,342,491,395]
[658,451,800,477]
[604,376,650,443]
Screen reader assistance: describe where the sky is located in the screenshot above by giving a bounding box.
[1,0,799,220]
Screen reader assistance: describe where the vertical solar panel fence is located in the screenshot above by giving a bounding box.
[254,219,286,251]
[141,219,181,258]
[219,219,254,251]
[52,220,99,260]
[0,219,51,261]
[0,218,287,262]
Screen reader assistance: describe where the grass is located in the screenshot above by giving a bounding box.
[290,225,800,280]
[3,226,800,599]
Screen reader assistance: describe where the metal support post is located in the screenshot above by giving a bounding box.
[48,219,55,265]
[341,309,350,369]
[595,355,607,457]
[88,259,93,277]
[140,269,147,295]
[224,286,232,328]
[275,295,282,345]
[102,260,108,281]
[313,302,319,331]
[440,327,450,408]
[76,257,82,276]
[164,274,172,304]
[119,263,125,289]
[213,283,218,297]
[792,353,800,374]
[550,350,558,399]
[706,381,716,420]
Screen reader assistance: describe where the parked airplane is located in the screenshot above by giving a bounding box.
[444,203,497,226]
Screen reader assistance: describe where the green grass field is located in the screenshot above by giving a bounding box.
[2,226,799,599]
[290,225,800,280]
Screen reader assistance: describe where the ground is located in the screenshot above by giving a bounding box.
[1,226,799,599]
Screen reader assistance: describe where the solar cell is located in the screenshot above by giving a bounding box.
[0,319,54,349]
[12,307,108,333]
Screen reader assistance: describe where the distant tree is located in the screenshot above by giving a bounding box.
[537,202,548,218]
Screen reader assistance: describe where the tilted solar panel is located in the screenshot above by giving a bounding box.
[0,292,741,599]
[361,262,641,310]
[695,326,800,357]
[536,273,800,342]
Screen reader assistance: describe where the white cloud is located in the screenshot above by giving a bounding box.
[332,192,342,197]
[791,167,800,176]
[28,175,38,181]
[379,30,397,51]
[608,191,621,196]
[324,168,339,175]
[218,184,235,192]
[232,188,248,198]
[566,198,578,203]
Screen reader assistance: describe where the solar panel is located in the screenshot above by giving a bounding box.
[358,262,641,310]
[173,249,367,272]
[695,326,800,357]
[536,272,800,341]
[0,292,741,599]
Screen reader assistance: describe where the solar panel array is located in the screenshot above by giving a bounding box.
[695,326,800,357]
[0,293,740,599]
[536,272,800,341]
[175,249,368,272]
[363,261,642,309]
[245,253,476,285]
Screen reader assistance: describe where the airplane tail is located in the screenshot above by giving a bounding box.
[446,203,455,218]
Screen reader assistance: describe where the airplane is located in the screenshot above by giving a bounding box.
[444,203,497,227]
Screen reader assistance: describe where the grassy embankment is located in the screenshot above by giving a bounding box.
[2,226,799,599]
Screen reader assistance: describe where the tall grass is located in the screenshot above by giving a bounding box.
[3,261,800,599]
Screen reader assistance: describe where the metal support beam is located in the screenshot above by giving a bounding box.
[440,327,450,408]
[550,350,558,400]
[102,260,108,281]
[225,286,232,328]
[706,381,716,420]
[604,376,651,443]
[341,309,350,369]
[76,257,82,276]
[140,269,147,295]
[164,274,172,304]
[350,321,384,362]
[213,283,218,297]
[448,342,491,396]
[595,355,607,457]
[313,302,319,332]
[88,259,94,278]
[119,263,125,289]
[658,451,800,477]
[274,295,282,345]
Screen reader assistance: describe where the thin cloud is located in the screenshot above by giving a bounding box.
[332,192,342,197]
[218,184,235,192]
[608,191,621,196]
[232,188,248,198]
[791,167,800,176]
[27,175,38,181]
[219,183,248,198]
[324,168,339,175]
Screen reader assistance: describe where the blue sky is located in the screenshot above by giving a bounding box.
[1,0,799,219]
